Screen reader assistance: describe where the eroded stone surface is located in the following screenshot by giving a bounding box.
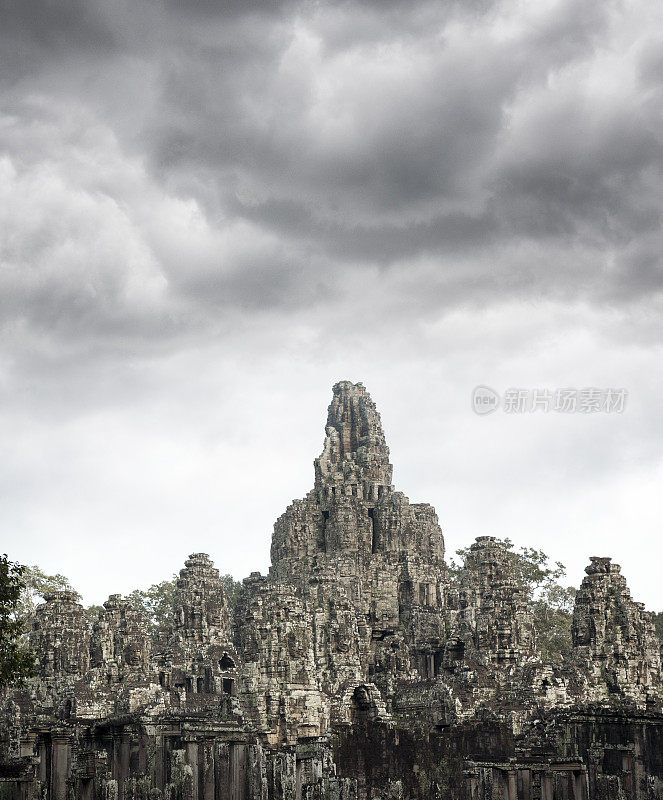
[2,381,662,799]
[572,556,662,707]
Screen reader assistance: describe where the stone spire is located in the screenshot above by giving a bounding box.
[271,381,444,574]
[89,594,151,675]
[30,591,90,677]
[314,381,393,502]
[446,537,537,667]
[174,553,231,645]
[572,556,662,706]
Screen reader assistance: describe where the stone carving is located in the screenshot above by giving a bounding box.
[572,556,662,707]
[30,590,90,677]
[1,381,662,799]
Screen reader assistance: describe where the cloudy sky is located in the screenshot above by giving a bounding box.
[2,0,662,609]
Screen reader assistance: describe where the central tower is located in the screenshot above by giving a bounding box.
[314,380,393,501]
[269,381,445,610]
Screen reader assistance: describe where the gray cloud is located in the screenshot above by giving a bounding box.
[2,0,661,352]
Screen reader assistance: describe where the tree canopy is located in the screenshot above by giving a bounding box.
[125,573,242,639]
[450,539,577,664]
[9,562,243,643]
[0,555,36,687]
[126,578,177,632]
[13,563,80,624]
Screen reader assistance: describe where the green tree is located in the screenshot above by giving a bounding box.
[0,555,36,687]
[84,604,105,625]
[126,573,242,638]
[15,565,109,629]
[450,539,576,664]
[531,583,576,663]
[220,574,242,615]
[126,578,177,632]
[14,564,80,625]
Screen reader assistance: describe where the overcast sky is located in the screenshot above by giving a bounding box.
[1,0,662,609]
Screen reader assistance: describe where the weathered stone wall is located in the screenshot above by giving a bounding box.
[31,590,91,677]
[572,556,663,708]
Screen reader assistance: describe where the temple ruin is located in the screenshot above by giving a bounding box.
[1,381,662,799]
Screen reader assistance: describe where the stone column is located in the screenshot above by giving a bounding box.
[185,739,199,800]
[51,734,70,800]
[114,732,130,800]
[215,743,230,800]
[506,771,517,800]
[155,734,165,792]
[200,741,215,800]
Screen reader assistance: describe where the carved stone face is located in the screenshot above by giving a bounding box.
[334,622,351,653]
[124,643,142,666]
[287,630,307,658]
[353,686,370,708]
[89,642,104,668]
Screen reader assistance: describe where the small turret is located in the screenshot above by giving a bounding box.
[314,381,393,501]
[30,591,90,677]
[572,556,662,706]
[174,553,231,645]
[446,537,537,667]
[89,594,151,673]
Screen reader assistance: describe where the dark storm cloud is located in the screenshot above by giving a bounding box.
[144,0,608,208]
[1,0,116,54]
[1,0,663,349]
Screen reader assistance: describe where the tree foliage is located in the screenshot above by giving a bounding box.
[83,604,105,625]
[126,578,178,632]
[651,611,663,646]
[531,583,576,664]
[125,573,242,637]
[12,562,243,640]
[0,555,36,687]
[220,574,242,614]
[450,539,576,664]
[14,564,80,624]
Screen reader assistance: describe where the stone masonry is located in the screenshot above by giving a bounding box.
[1,381,663,799]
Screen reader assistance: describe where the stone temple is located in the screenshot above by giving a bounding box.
[2,381,663,799]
